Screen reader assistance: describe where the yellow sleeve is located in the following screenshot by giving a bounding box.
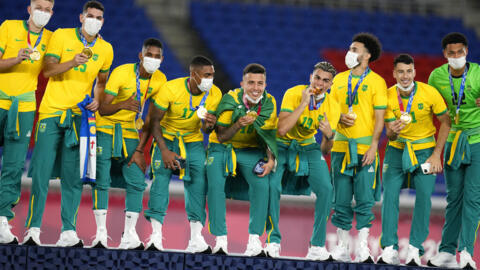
[217,110,233,127]
[152,83,171,111]
[384,91,397,122]
[104,67,123,96]
[323,95,341,131]
[0,21,8,54]
[373,78,388,109]
[263,95,278,130]
[206,88,222,114]
[431,88,448,115]
[100,43,113,73]
[280,89,298,113]
[44,29,64,61]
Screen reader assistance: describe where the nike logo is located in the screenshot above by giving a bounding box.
[338,86,345,89]
[123,87,132,90]
[174,101,183,105]
[66,48,74,52]
[15,38,24,42]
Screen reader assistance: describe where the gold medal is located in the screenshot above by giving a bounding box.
[400,113,412,124]
[29,50,41,61]
[135,118,144,130]
[82,47,93,59]
[347,111,357,120]
[246,110,258,119]
[196,106,207,119]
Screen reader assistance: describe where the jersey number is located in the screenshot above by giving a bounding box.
[345,94,359,105]
[181,108,195,119]
[73,64,87,73]
[301,116,313,129]
[451,91,467,107]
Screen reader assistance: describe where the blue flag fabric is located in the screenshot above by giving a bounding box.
[77,95,97,183]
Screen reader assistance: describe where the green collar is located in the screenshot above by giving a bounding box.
[23,20,40,36]
[184,78,202,96]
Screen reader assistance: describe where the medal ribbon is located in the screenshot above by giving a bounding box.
[396,82,417,114]
[448,65,468,121]
[26,22,43,51]
[135,63,152,123]
[347,67,369,111]
[187,78,209,111]
[79,28,97,49]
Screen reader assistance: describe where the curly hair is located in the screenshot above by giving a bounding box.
[313,61,336,77]
[353,32,382,63]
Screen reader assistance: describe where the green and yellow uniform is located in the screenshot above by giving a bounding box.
[0,20,52,220]
[381,81,447,255]
[265,85,340,246]
[428,62,480,256]
[94,63,166,213]
[144,77,222,225]
[207,88,277,236]
[330,69,387,230]
[25,28,113,231]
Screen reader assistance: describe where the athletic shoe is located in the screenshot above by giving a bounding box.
[56,230,83,247]
[405,245,421,266]
[459,249,477,269]
[331,228,351,262]
[244,234,264,257]
[22,227,41,246]
[306,246,333,261]
[377,245,399,265]
[212,235,228,255]
[0,216,17,244]
[427,251,458,268]
[354,228,374,263]
[264,242,280,258]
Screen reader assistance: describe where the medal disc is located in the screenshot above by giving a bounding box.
[135,118,144,130]
[347,111,357,120]
[400,113,412,124]
[30,50,41,61]
[197,106,207,119]
[82,47,93,59]
[246,110,258,119]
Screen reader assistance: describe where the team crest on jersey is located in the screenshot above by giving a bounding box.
[154,160,162,169]
[41,44,46,51]
[206,156,214,166]
[318,114,325,121]
[93,54,99,61]
[148,87,153,94]
[362,85,368,91]
[418,103,424,110]
[96,146,103,156]
[39,123,46,133]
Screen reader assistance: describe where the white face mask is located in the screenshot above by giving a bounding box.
[397,82,414,92]
[142,57,161,74]
[83,17,102,36]
[197,77,213,92]
[31,10,52,28]
[345,51,360,69]
[448,56,466,70]
[245,93,263,104]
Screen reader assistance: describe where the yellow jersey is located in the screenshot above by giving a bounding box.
[152,77,222,143]
[96,63,167,139]
[385,81,447,150]
[0,20,52,112]
[278,85,341,144]
[331,69,388,154]
[39,28,113,117]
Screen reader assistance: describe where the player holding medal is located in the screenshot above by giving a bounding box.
[23,0,113,247]
[378,54,450,266]
[330,33,387,263]
[89,38,166,249]
[428,32,480,269]
[0,0,53,244]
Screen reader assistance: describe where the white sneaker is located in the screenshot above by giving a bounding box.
[90,228,109,248]
[145,231,163,251]
[405,245,421,266]
[354,228,374,263]
[56,230,83,247]
[186,221,210,253]
[377,245,399,265]
[244,234,264,257]
[264,242,280,258]
[119,230,143,250]
[460,249,477,269]
[427,251,458,268]
[22,227,41,246]
[306,246,332,261]
[212,235,228,254]
[0,216,17,244]
[331,228,350,262]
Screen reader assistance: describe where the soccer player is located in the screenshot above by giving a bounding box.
[329,33,387,263]
[89,38,166,249]
[427,32,479,269]
[0,0,54,244]
[23,0,113,247]
[206,63,277,256]
[377,54,450,266]
[263,62,340,260]
[137,55,221,252]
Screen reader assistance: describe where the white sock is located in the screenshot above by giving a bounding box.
[124,211,139,232]
[151,218,162,235]
[93,209,107,231]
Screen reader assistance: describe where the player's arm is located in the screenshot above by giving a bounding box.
[425,111,451,174]
[201,113,216,134]
[258,148,275,177]
[98,92,139,116]
[362,109,385,166]
[128,103,154,172]
[42,53,88,78]
[277,88,311,136]
[0,49,31,71]
[84,71,109,112]
[216,115,255,143]
[385,119,406,141]
[150,105,181,169]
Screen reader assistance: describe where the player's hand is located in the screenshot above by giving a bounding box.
[476,97,480,107]
[362,145,377,167]
[128,149,147,173]
[85,99,99,112]
[237,115,255,127]
[73,53,89,67]
[390,119,406,135]
[161,149,181,170]
[318,112,333,137]
[340,113,355,127]
[300,87,313,107]
[258,159,275,177]
[204,113,216,129]
[16,48,31,63]
[121,96,140,112]
[425,154,442,174]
